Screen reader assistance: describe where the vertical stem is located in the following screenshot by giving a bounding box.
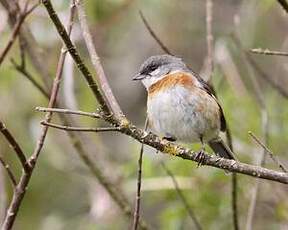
[132,119,148,230]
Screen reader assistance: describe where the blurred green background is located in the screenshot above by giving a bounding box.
[0,0,288,229]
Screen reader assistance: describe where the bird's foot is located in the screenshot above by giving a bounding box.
[195,150,206,167]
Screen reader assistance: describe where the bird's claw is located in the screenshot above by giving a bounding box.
[195,150,205,167]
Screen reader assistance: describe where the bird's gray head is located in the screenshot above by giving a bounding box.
[133,55,188,89]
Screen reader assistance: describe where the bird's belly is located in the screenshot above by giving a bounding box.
[147,86,220,143]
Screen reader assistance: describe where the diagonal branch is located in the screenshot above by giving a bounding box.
[75,0,124,119]
[161,162,202,230]
[0,121,29,172]
[11,59,50,98]
[0,2,38,66]
[249,131,288,173]
[132,119,148,230]
[0,155,17,188]
[139,10,173,55]
[206,0,214,82]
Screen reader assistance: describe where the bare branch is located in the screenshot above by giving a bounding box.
[161,162,202,230]
[41,121,120,133]
[206,0,214,82]
[139,10,173,55]
[132,119,148,230]
[250,48,288,57]
[76,0,123,119]
[249,131,288,173]
[35,107,102,119]
[0,2,38,66]
[0,121,29,172]
[232,35,288,99]
[0,155,17,188]
[11,59,50,98]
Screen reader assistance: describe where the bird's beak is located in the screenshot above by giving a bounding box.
[132,73,145,81]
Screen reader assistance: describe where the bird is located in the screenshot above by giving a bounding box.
[133,54,236,162]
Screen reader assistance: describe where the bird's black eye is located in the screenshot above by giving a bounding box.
[140,64,158,76]
[149,65,157,72]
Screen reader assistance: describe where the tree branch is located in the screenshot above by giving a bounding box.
[0,121,29,172]
[41,121,120,133]
[249,131,288,173]
[132,119,148,230]
[0,2,38,66]
[75,0,124,119]
[11,59,50,98]
[232,34,288,99]
[139,10,173,55]
[0,155,17,188]
[161,162,202,230]
[250,48,288,56]
[35,107,102,119]
[206,0,214,82]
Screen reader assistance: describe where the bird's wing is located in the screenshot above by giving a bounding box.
[189,69,227,132]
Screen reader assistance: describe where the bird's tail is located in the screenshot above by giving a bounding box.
[208,138,236,160]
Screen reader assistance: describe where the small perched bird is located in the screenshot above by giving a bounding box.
[133,54,235,161]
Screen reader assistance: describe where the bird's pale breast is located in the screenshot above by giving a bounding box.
[147,72,221,143]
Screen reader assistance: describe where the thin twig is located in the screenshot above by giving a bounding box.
[0,156,17,188]
[245,111,268,230]
[35,107,102,119]
[41,121,120,133]
[0,2,38,66]
[11,59,50,98]
[139,10,172,55]
[249,131,287,173]
[225,126,239,230]
[250,48,288,56]
[132,119,148,230]
[206,0,214,82]
[232,34,288,99]
[277,0,288,14]
[1,2,77,229]
[75,0,124,119]
[0,121,29,172]
[161,162,202,230]
[0,162,7,225]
